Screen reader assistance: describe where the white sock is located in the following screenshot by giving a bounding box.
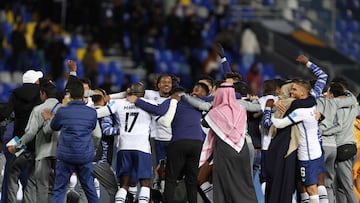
[115,188,127,203]
[318,185,328,203]
[261,182,266,195]
[16,181,23,201]
[128,186,138,202]
[69,174,78,190]
[309,194,319,203]
[160,180,165,193]
[94,178,100,198]
[200,181,213,203]
[138,186,150,203]
[300,192,310,203]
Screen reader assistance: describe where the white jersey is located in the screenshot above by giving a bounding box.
[144,90,172,141]
[107,98,155,153]
[258,95,278,112]
[287,106,322,161]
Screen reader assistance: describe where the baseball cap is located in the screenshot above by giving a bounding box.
[22,70,43,84]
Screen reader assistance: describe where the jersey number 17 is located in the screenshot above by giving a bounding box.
[125,112,139,132]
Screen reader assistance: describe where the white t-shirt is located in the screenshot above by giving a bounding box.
[287,106,322,161]
[107,98,155,153]
[144,90,172,141]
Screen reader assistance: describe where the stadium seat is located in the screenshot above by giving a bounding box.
[12,71,23,84]
[1,22,13,43]
[70,35,85,49]
[130,74,141,83]
[336,19,347,33]
[0,71,12,83]
[109,61,123,74]
[347,19,359,32]
[98,62,109,76]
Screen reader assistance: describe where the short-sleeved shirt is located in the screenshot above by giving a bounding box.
[108,98,156,153]
[287,106,322,161]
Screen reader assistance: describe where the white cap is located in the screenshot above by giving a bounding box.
[22,70,43,84]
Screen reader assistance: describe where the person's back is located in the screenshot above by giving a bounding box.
[52,100,97,164]
[49,79,99,203]
[1,70,43,143]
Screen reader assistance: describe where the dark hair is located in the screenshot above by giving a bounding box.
[234,81,250,96]
[169,86,186,95]
[67,80,84,99]
[40,79,57,98]
[262,80,277,95]
[331,77,348,89]
[329,82,346,97]
[357,93,360,103]
[156,74,172,86]
[91,88,107,104]
[273,78,285,88]
[91,95,103,104]
[195,82,210,95]
[129,82,145,97]
[224,72,243,83]
[214,80,225,89]
[80,78,92,89]
[198,75,214,87]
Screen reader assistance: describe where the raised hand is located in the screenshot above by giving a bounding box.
[215,43,225,58]
[296,55,309,65]
[67,60,77,72]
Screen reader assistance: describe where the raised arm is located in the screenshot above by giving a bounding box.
[216,43,231,73]
[296,55,328,98]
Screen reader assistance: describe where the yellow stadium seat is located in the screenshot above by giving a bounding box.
[6,10,14,23]
[94,49,104,62]
[76,48,86,61]
[25,34,35,49]
[26,22,37,36]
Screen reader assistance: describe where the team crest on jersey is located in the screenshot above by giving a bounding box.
[108,100,115,106]
[289,111,297,118]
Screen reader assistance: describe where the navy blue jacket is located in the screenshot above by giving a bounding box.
[51,100,97,164]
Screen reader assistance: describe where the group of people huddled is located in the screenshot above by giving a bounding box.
[0,43,360,203]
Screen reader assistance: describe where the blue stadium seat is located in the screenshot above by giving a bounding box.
[263,0,275,7]
[343,31,353,43]
[169,62,180,75]
[130,74,141,83]
[76,62,85,78]
[70,35,85,49]
[23,11,33,23]
[347,19,359,32]
[123,31,131,51]
[1,22,13,43]
[336,19,347,33]
[155,61,169,73]
[108,61,123,74]
[98,62,109,76]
